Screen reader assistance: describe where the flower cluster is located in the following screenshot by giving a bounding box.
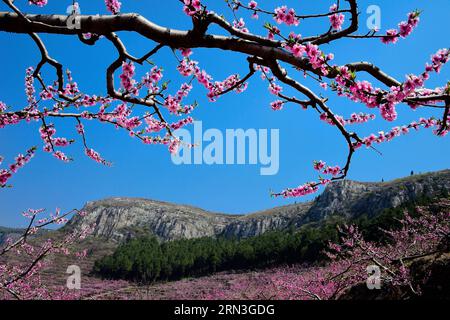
[142,66,163,91]
[28,0,47,7]
[313,160,341,177]
[274,6,299,26]
[248,1,257,10]
[278,182,319,198]
[25,67,36,107]
[248,1,258,18]
[168,139,181,155]
[144,116,165,133]
[270,100,284,111]
[320,112,375,126]
[329,4,345,31]
[356,117,444,148]
[38,123,73,161]
[164,83,194,114]
[120,61,138,95]
[53,150,70,162]
[0,148,36,187]
[183,0,202,16]
[382,11,420,44]
[170,116,194,130]
[267,25,280,40]
[105,0,121,15]
[269,82,282,95]
[305,43,334,76]
[276,160,343,198]
[233,18,249,33]
[177,51,248,102]
[85,148,111,166]
[0,101,6,113]
[332,49,449,122]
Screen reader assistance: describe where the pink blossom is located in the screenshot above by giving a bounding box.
[183,0,202,16]
[85,148,110,166]
[381,11,420,44]
[0,148,35,187]
[53,151,70,162]
[274,6,299,26]
[233,18,249,33]
[180,48,193,57]
[145,116,165,133]
[323,165,341,176]
[270,100,284,111]
[105,0,121,14]
[170,117,194,130]
[119,62,138,94]
[248,1,257,10]
[269,83,282,95]
[330,13,345,30]
[28,0,47,6]
[381,29,399,44]
[313,160,326,171]
[142,66,163,87]
[289,43,306,57]
[168,139,180,155]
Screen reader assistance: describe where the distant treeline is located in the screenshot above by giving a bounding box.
[94,195,441,283]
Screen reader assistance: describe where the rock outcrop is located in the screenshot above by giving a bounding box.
[298,169,450,225]
[65,198,237,242]
[65,170,450,242]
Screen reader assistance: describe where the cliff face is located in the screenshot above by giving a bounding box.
[65,170,450,242]
[65,198,237,242]
[220,202,312,238]
[299,170,450,224]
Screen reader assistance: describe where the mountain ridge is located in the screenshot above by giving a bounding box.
[62,169,450,242]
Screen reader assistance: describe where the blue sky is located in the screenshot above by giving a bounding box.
[0,0,449,227]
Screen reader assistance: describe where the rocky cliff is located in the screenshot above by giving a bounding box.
[66,170,450,242]
[65,198,238,242]
[297,169,450,225]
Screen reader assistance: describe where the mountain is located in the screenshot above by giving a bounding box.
[0,227,24,246]
[65,198,238,242]
[64,170,450,242]
[0,226,50,247]
[295,169,450,224]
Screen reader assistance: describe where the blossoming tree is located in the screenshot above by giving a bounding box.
[204,200,450,300]
[0,0,448,301]
[0,208,92,299]
[0,0,449,196]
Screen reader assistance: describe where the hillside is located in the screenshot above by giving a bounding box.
[65,170,450,241]
[1,169,449,300]
[0,227,23,246]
